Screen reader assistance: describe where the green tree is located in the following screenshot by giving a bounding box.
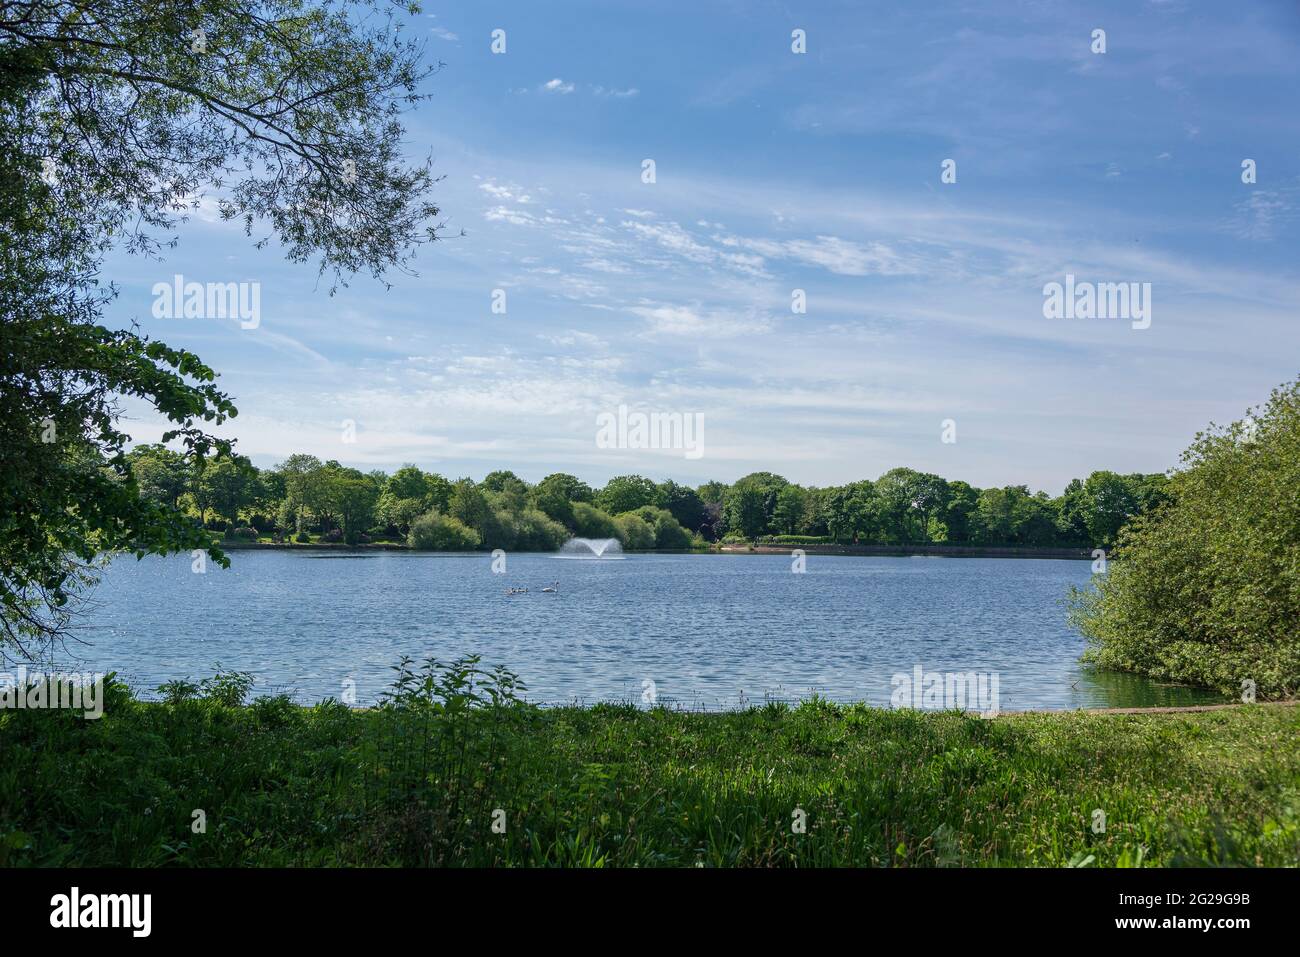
[256,469,286,524]
[730,472,788,534]
[771,485,808,535]
[425,474,453,514]
[1126,472,1172,514]
[973,485,1044,544]
[1082,471,1139,547]
[377,491,427,536]
[874,468,945,542]
[821,487,854,542]
[532,473,592,528]
[481,470,529,495]
[652,511,692,549]
[657,479,705,533]
[725,484,768,539]
[448,479,512,548]
[846,481,879,541]
[448,479,492,531]
[1019,492,1060,546]
[1055,478,1091,545]
[275,454,323,534]
[696,481,727,506]
[300,461,342,534]
[1,0,442,653]
[1070,378,1300,697]
[196,457,261,527]
[377,465,440,535]
[733,472,789,492]
[333,470,380,544]
[614,513,655,550]
[973,487,1015,544]
[820,482,876,542]
[912,472,950,542]
[874,468,919,542]
[943,481,981,544]
[510,509,569,551]
[597,475,660,515]
[571,502,619,540]
[800,488,830,536]
[126,444,191,508]
[386,465,431,501]
[536,473,594,503]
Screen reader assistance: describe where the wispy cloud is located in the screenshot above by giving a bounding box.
[425,15,457,42]
[629,303,775,338]
[1226,188,1297,242]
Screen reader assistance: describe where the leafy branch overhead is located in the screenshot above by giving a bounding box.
[1,0,445,284]
[0,0,445,655]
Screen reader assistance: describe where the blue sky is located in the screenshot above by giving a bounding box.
[107,0,1300,493]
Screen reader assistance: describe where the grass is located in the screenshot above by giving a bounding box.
[0,660,1296,867]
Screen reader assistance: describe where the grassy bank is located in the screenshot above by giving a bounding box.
[1,668,1296,868]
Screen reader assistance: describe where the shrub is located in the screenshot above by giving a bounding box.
[294,531,311,544]
[322,528,343,543]
[626,505,664,525]
[155,678,199,704]
[571,501,619,540]
[617,505,689,548]
[614,513,655,550]
[249,694,300,729]
[228,526,258,541]
[511,508,570,551]
[408,511,481,551]
[653,511,691,549]
[198,669,255,707]
[1069,377,1300,698]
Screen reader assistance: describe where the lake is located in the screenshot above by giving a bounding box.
[56,551,1224,710]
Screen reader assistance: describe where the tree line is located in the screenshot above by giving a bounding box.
[124,447,1170,552]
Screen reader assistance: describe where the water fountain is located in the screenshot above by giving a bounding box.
[556,537,624,559]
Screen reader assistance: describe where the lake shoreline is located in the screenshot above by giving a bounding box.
[214,540,1093,559]
[720,543,1093,559]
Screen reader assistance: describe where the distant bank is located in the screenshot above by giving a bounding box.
[217,540,1091,559]
[721,543,1093,560]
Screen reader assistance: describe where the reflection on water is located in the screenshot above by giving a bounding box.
[1069,668,1223,710]
[58,551,1229,711]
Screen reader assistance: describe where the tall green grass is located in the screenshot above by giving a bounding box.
[0,663,1296,867]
